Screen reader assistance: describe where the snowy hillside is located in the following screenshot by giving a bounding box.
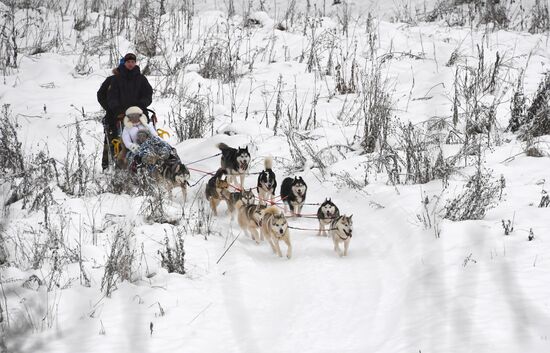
[1,0,550,352]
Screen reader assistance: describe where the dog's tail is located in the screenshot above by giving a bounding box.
[264,156,273,170]
[263,206,280,217]
[217,142,230,151]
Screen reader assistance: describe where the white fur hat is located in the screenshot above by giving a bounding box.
[126,106,143,116]
[124,106,147,128]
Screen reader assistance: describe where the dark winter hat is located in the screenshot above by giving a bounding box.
[124,53,137,62]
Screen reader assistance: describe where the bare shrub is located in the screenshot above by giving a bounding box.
[360,63,393,154]
[539,191,550,207]
[501,219,514,235]
[135,0,161,57]
[168,92,212,142]
[452,47,504,152]
[397,123,441,184]
[158,227,185,275]
[138,177,180,224]
[0,104,24,176]
[178,193,216,239]
[101,226,135,297]
[528,0,550,33]
[60,118,97,196]
[334,44,359,95]
[480,1,509,28]
[443,158,503,221]
[197,22,242,83]
[512,72,550,139]
[507,73,526,133]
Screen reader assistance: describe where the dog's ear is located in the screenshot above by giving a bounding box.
[328,197,331,202]
[349,214,353,220]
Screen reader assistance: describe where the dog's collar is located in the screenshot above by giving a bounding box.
[338,228,352,240]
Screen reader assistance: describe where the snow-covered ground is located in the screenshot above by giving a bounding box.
[1,0,550,352]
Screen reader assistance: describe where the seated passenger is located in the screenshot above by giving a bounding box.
[122,106,157,151]
[121,106,157,169]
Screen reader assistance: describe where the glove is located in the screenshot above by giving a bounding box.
[128,143,139,153]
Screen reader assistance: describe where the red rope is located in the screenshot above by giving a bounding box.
[187,167,215,175]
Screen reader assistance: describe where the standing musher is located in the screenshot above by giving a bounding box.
[105,52,153,167]
[97,72,117,171]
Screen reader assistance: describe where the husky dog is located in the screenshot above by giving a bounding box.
[261,206,292,259]
[316,198,340,236]
[157,159,190,202]
[280,176,307,216]
[235,199,266,243]
[330,215,353,257]
[257,157,277,205]
[205,169,230,216]
[226,189,256,219]
[217,143,251,190]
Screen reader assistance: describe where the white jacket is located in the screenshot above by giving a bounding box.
[122,114,158,149]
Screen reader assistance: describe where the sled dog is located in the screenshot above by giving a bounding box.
[226,189,256,218]
[261,206,292,259]
[205,169,230,216]
[235,198,266,243]
[157,159,190,202]
[330,215,353,257]
[257,157,277,205]
[280,176,307,216]
[217,143,250,190]
[316,198,340,236]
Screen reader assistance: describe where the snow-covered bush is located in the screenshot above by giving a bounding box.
[513,72,550,140]
[361,63,392,154]
[443,162,503,221]
[0,104,24,177]
[159,228,185,275]
[101,226,135,297]
[168,92,212,142]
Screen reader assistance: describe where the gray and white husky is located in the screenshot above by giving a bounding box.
[330,215,353,257]
[261,206,292,259]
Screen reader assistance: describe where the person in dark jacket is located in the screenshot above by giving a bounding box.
[97,71,118,171]
[107,53,153,120]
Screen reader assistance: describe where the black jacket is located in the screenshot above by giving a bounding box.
[97,75,113,111]
[97,75,115,126]
[107,65,153,117]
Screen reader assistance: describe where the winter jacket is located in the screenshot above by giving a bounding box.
[97,75,116,126]
[107,65,153,118]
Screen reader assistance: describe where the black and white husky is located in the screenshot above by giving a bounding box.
[280,176,307,216]
[257,157,277,205]
[316,198,340,236]
[217,143,251,190]
[330,215,353,257]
